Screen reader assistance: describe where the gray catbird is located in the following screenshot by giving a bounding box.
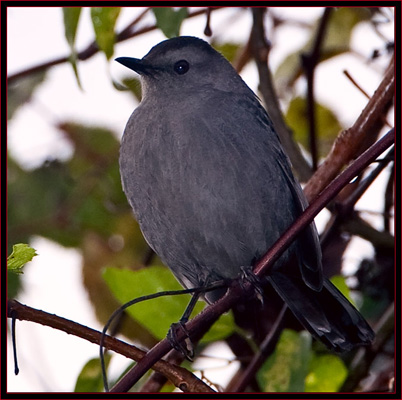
[117,36,374,351]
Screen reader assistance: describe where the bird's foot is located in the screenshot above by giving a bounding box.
[240,266,264,304]
[167,320,194,361]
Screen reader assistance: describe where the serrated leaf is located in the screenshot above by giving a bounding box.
[103,266,234,342]
[62,7,82,88]
[91,7,121,60]
[285,96,342,157]
[152,7,187,38]
[257,329,312,392]
[305,354,347,392]
[74,354,111,392]
[7,244,37,273]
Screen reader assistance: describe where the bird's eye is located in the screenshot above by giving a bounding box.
[174,60,190,75]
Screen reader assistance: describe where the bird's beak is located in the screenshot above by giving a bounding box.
[115,57,157,76]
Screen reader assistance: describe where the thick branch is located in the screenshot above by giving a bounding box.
[304,58,394,201]
[253,129,394,276]
[342,216,394,250]
[6,300,214,393]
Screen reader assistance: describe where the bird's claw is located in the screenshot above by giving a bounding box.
[167,321,194,361]
[240,266,264,304]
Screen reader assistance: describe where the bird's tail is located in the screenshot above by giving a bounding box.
[268,273,375,351]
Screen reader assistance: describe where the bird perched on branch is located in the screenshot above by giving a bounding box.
[117,36,374,352]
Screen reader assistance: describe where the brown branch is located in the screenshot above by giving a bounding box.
[304,58,394,202]
[341,302,395,392]
[337,148,394,215]
[6,300,214,393]
[342,216,394,250]
[319,146,394,269]
[344,69,393,128]
[7,7,224,83]
[301,8,333,170]
[139,350,185,392]
[228,304,288,392]
[253,129,394,276]
[383,166,394,233]
[250,7,313,182]
[110,129,394,392]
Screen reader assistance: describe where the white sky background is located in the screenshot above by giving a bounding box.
[7,7,394,392]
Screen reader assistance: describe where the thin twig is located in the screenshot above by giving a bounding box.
[320,146,394,256]
[6,300,214,393]
[250,8,313,182]
[301,8,333,170]
[337,148,394,215]
[343,69,392,128]
[204,7,213,36]
[228,304,288,392]
[10,310,19,375]
[342,216,394,250]
[115,7,151,41]
[341,302,395,392]
[343,69,372,100]
[100,284,225,391]
[7,7,223,83]
[383,166,395,233]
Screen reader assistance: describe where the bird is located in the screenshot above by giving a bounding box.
[116,36,374,352]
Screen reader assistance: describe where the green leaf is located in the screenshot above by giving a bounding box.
[7,243,37,273]
[257,329,312,392]
[63,7,82,48]
[152,7,188,38]
[74,355,111,392]
[91,7,121,60]
[330,275,355,306]
[323,8,371,52]
[7,71,46,120]
[212,42,241,63]
[103,266,234,342]
[285,96,343,157]
[305,354,347,392]
[62,7,82,88]
[274,8,371,91]
[120,77,142,102]
[68,56,82,89]
[7,122,127,249]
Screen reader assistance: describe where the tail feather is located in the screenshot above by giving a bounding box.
[268,273,375,352]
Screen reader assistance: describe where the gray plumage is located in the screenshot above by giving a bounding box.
[117,36,374,351]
